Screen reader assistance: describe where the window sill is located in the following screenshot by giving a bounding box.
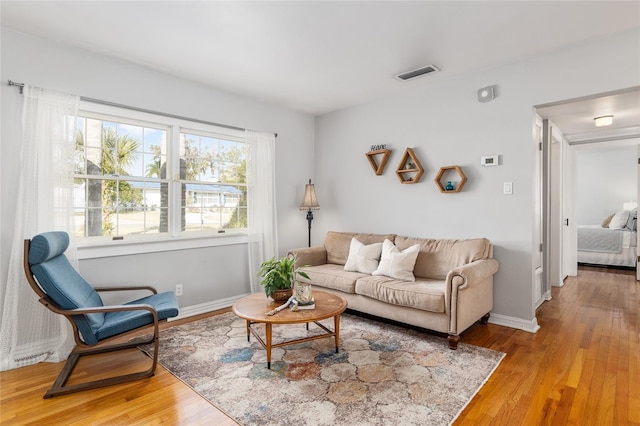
[77,233,249,260]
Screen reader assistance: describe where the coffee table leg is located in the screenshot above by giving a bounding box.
[334,315,341,353]
[266,322,272,369]
[245,320,250,342]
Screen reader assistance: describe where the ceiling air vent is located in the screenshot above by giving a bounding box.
[394,65,440,81]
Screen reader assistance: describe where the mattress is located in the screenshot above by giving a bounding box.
[577,225,637,267]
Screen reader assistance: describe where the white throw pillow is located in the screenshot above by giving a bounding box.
[343,238,383,274]
[609,211,630,229]
[372,239,420,282]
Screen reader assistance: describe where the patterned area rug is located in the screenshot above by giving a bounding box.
[143,312,504,426]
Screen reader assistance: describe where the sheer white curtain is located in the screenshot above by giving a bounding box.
[246,130,278,294]
[0,86,79,371]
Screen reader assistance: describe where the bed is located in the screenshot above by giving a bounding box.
[577,209,637,268]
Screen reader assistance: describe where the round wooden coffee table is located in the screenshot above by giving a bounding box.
[232,290,348,369]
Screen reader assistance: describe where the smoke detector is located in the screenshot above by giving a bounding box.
[394,65,440,81]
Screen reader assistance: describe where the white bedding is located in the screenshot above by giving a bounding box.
[577,225,637,267]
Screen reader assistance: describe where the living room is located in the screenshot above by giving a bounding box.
[1,2,639,425]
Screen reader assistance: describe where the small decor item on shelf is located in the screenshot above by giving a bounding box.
[257,255,310,301]
[445,181,455,191]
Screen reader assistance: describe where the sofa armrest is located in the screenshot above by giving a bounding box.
[449,258,499,289]
[447,258,499,336]
[288,246,327,267]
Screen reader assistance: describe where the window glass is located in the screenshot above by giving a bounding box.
[179,131,247,232]
[74,114,168,238]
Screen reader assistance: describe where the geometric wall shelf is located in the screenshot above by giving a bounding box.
[434,165,467,193]
[395,148,424,184]
[366,148,392,175]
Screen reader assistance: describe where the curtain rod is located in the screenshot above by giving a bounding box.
[7,80,277,137]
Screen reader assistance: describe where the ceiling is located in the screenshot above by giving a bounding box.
[2,1,640,139]
[537,88,640,145]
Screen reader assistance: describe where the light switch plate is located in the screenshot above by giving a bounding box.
[503,182,513,195]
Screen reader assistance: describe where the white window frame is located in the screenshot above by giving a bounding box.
[75,101,248,259]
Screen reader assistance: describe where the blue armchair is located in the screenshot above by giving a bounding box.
[23,231,179,398]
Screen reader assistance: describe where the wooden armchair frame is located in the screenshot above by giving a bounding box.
[23,239,167,399]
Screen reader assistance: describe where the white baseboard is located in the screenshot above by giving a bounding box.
[488,313,540,333]
[169,293,251,321]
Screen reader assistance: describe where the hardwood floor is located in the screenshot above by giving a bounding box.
[458,265,639,425]
[1,267,638,425]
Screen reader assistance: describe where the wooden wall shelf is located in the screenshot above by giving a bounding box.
[366,149,392,175]
[395,148,424,184]
[435,165,467,193]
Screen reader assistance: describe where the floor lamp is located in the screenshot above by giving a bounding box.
[300,179,320,247]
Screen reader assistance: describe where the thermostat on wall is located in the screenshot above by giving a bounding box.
[481,155,499,167]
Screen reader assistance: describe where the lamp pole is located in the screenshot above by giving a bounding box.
[306,209,314,247]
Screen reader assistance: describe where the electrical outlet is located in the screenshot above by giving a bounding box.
[175,284,183,297]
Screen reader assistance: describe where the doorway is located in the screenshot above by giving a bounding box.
[535,87,640,310]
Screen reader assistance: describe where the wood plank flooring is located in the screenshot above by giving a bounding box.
[1,266,637,425]
[458,265,639,425]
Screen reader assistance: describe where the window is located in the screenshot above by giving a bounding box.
[73,105,247,242]
[179,130,246,233]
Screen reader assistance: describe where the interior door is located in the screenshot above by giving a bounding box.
[562,136,577,278]
[534,116,545,307]
[543,119,565,288]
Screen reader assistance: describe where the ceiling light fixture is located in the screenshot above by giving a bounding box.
[594,115,613,127]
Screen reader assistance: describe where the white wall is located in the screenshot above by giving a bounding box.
[1,28,315,311]
[314,29,640,326]
[575,144,638,225]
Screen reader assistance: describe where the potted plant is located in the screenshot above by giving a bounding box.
[257,254,310,301]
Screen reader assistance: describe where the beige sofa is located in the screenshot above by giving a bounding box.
[289,231,499,349]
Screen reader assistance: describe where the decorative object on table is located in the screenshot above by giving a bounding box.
[264,295,315,315]
[257,255,310,301]
[294,280,313,304]
[265,296,294,315]
[141,312,506,426]
[291,297,315,310]
[395,147,424,184]
[269,288,293,302]
[299,179,320,247]
[366,144,392,175]
[435,165,467,193]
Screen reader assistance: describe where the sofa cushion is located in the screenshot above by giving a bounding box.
[395,236,492,280]
[344,238,383,274]
[324,231,396,265]
[372,239,420,281]
[300,264,367,294]
[355,275,446,313]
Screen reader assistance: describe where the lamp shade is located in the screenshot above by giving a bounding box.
[300,179,320,210]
